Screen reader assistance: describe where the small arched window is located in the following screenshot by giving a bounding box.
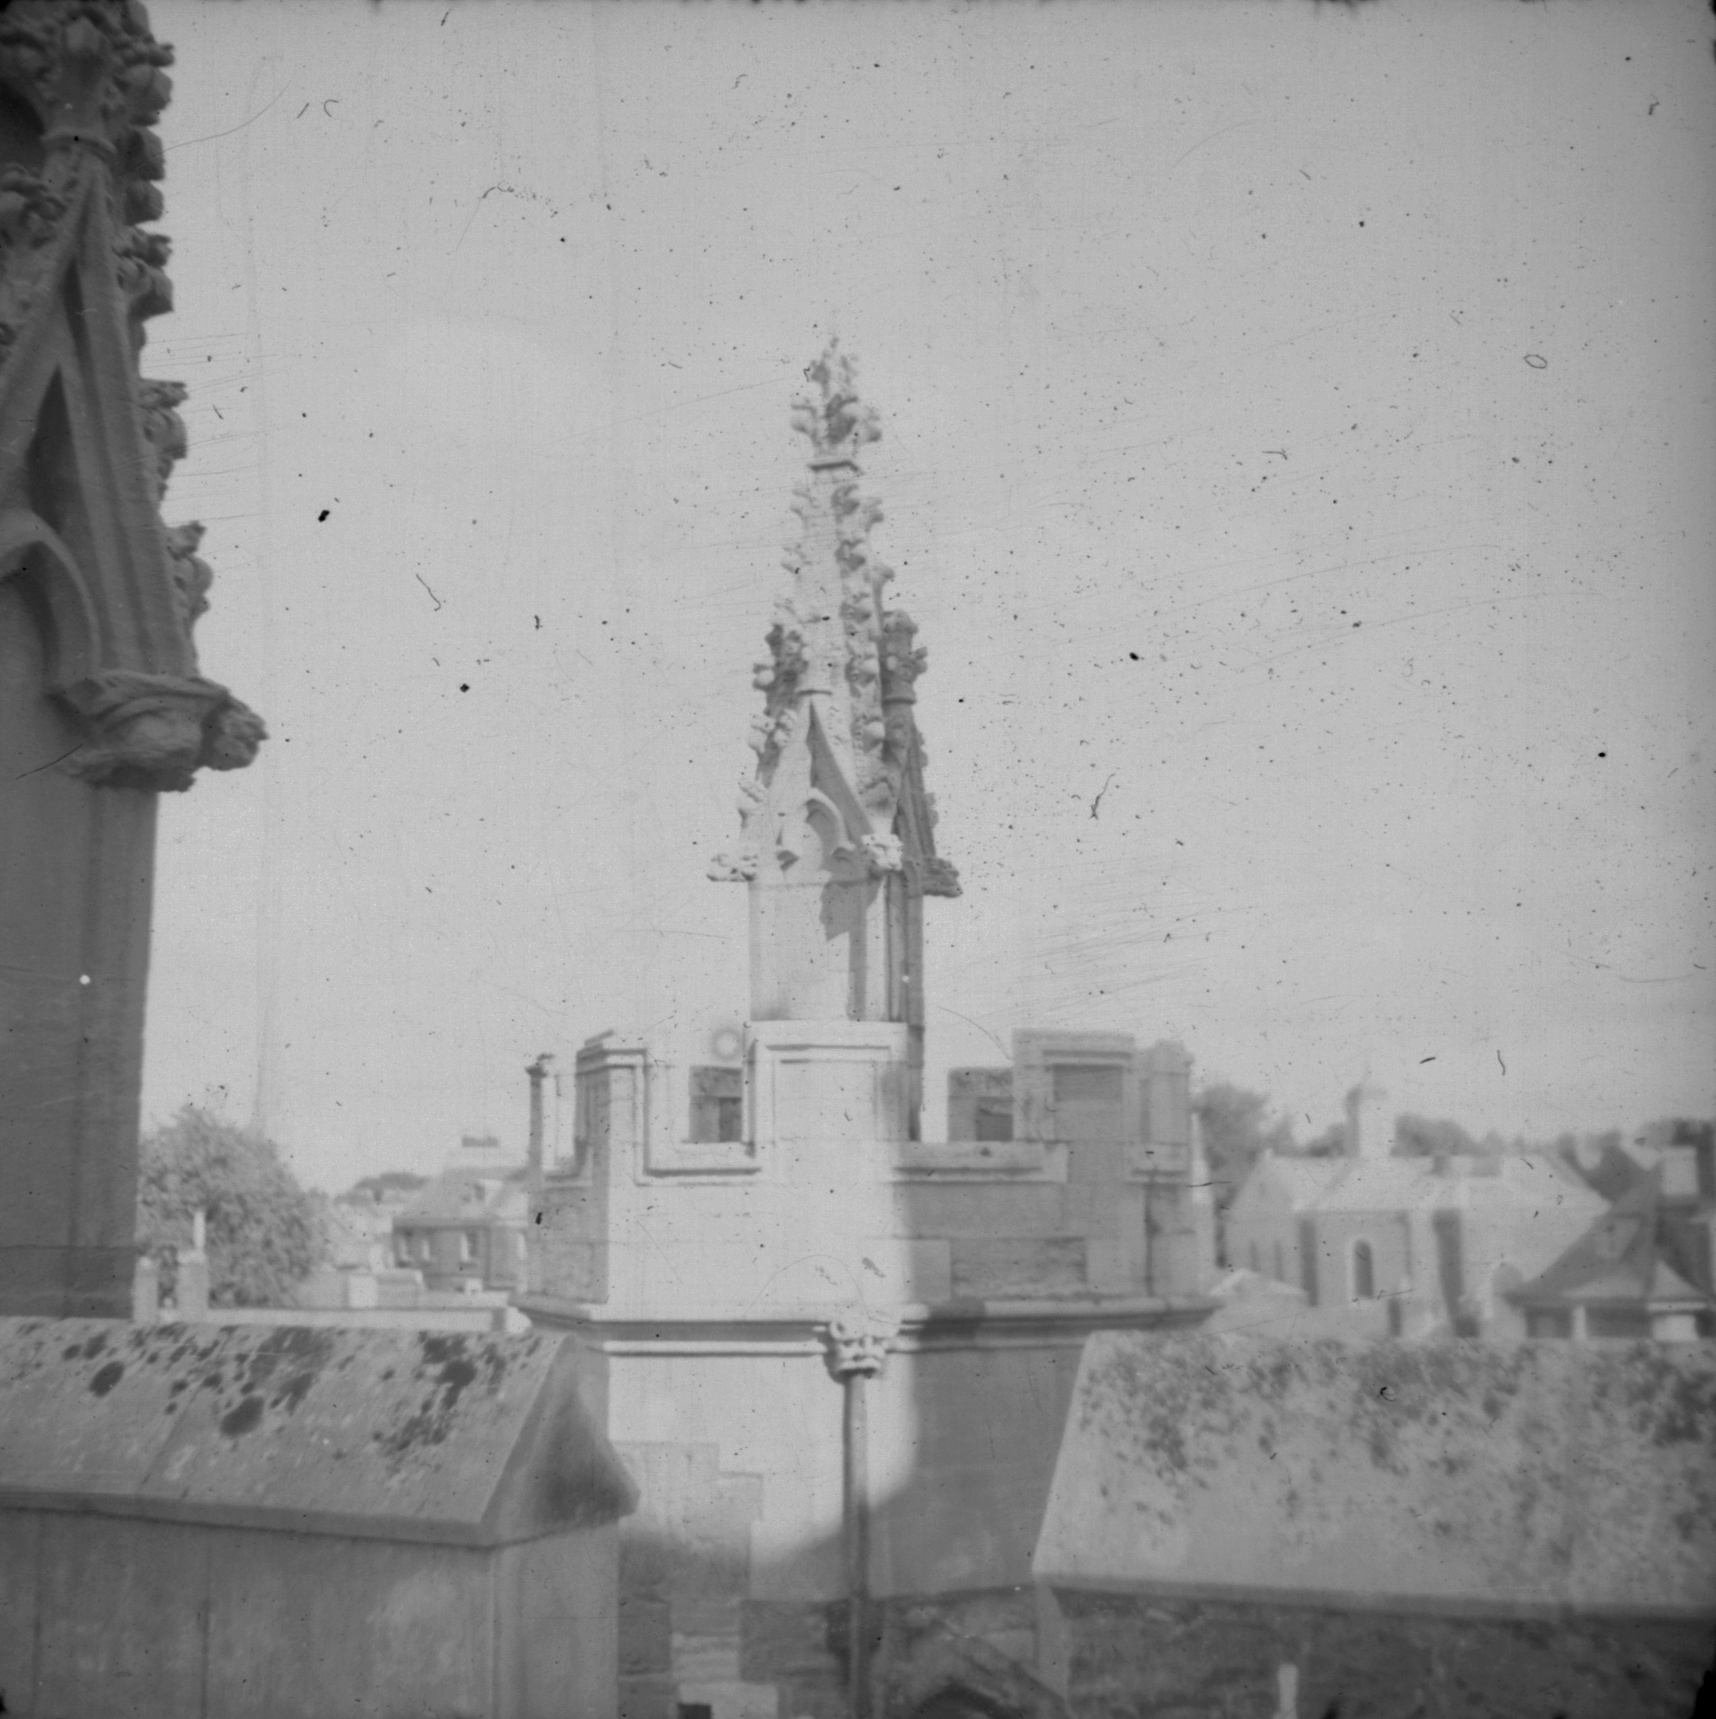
[1352,1239,1375,1300]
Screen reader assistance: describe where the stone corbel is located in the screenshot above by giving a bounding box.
[860,833,903,876]
[56,669,266,792]
[707,848,759,883]
[824,1305,901,1380]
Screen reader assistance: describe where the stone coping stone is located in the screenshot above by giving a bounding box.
[0,1317,635,1546]
[1034,1331,1716,1619]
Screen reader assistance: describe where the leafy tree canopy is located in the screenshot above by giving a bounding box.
[1393,1113,1483,1158]
[136,1106,328,1308]
[1192,1083,1297,1211]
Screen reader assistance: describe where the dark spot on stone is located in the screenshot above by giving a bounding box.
[220,1395,265,1438]
[273,1370,316,1413]
[82,1332,107,1358]
[438,1357,477,1407]
[89,1361,124,1396]
[201,1371,224,1391]
[168,1379,187,1396]
[62,1345,81,1361]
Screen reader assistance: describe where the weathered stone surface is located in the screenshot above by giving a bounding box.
[615,1673,677,1719]
[620,1593,673,1676]
[1036,1331,1716,1617]
[950,1236,1088,1300]
[1,0,261,1323]
[0,1317,634,1544]
[1054,1589,1714,1719]
[3,1508,625,1719]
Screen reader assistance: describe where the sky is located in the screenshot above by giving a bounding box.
[138,0,1715,1194]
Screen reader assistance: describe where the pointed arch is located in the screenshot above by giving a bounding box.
[0,506,99,686]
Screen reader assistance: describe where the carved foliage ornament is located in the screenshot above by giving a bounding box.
[789,339,880,466]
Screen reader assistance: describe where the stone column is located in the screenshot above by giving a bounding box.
[826,1305,901,1719]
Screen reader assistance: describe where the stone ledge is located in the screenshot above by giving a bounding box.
[519,1297,1218,1354]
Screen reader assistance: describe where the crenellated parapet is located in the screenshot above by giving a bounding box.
[0,0,263,793]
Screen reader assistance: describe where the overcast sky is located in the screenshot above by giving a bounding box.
[139,0,1715,1193]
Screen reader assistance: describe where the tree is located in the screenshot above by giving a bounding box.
[1393,1113,1482,1159]
[1192,1083,1296,1212]
[136,1106,328,1307]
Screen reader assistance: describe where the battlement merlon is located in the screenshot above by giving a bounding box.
[711,344,957,1033]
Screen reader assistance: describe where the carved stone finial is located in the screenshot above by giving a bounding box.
[0,2,175,157]
[789,339,881,467]
[163,519,210,632]
[825,1305,901,1380]
[880,609,927,702]
[137,378,188,500]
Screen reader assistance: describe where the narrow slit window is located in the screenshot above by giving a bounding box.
[690,1066,744,1144]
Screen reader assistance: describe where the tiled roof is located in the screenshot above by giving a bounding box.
[396,1166,529,1226]
[1510,1168,1715,1309]
[1248,1152,1343,1209]
[1306,1149,1604,1217]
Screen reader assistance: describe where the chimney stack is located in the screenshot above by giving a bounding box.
[526,1054,556,1185]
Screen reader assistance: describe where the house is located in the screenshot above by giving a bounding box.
[1509,1134,1716,1342]
[1224,1151,1342,1292]
[1226,1082,1607,1338]
[393,1134,530,1293]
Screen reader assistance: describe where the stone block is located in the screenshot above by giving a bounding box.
[620,1595,673,1676]
[950,1237,1087,1300]
[897,1182,1069,1241]
[0,1509,40,1699]
[677,1678,780,1719]
[902,1238,953,1303]
[739,1599,844,1684]
[1063,1141,1128,1184]
[1061,1180,1139,1238]
[31,1513,210,1719]
[617,1673,677,1719]
[202,1531,493,1719]
[1084,1238,1138,1293]
[621,1527,674,1598]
